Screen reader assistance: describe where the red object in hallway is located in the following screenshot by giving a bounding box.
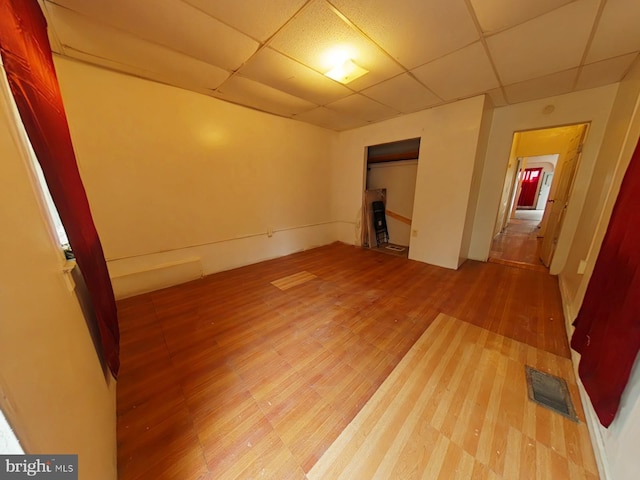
[0,0,120,377]
[571,138,640,427]
[517,167,543,208]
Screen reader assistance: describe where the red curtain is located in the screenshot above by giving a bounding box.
[0,0,119,377]
[571,138,640,427]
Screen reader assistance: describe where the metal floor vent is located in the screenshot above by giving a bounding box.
[525,366,578,422]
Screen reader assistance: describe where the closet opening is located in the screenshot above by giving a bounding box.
[361,137,420,258]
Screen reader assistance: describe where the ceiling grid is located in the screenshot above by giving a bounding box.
[40,0,640,130]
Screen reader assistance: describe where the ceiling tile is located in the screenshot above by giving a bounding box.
[487,0,599,85]
[330,0,478,70]
[324,94,399,122]
[469,0,574,34]
[585,0,640,63]
[46,0,258,70]
[183,0,307,42]
[504,69,578,104]
[213,76,317,117]
[486,87,508,106]
[38,1,63,53]
[56,50,215,97]
[576,53,638,91]
[236,47,352,105]
[269,0,403,90]
[411,42,499,101]
[293,107,367,131]
[47,4,230,90]
[40,0,638,131]
[57,50,154,82]
[361,74,442,113]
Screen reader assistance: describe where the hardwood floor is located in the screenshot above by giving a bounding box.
[116,242,590,479]
[489,214,546,270]
[309,314,597,479]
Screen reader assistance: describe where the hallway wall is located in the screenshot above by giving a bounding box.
[559,56,640,480]
[468,85,618,272]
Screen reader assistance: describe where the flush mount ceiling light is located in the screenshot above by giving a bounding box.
[324,59,368,84]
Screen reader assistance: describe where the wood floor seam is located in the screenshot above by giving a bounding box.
[309,313,597,479]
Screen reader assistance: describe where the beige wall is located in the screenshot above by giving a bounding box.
[468,85,618,269]
[54,57,337,298]
[0,68,117,479]
[333,95,489,269]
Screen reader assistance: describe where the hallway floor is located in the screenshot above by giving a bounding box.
[489,210,546,270]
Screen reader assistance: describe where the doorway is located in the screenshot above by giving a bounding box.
[517,167,543,209]
[361,137,420,257]
[490,123,589,269]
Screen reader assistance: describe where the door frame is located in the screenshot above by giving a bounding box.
[539,123,590,266]
[517,167,544,209]
[492,123,591,267]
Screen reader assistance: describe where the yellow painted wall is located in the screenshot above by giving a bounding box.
[500,124,586,244]
[54,57,337,298]
[515,125,585,157]
[0,67,117,479]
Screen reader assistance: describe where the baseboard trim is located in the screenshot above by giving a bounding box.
[559,276,611,480]
[110,257,202,299]
[107,222,342,299]
[573,361,611,480]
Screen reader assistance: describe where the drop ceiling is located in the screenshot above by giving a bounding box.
[40,0,640,131]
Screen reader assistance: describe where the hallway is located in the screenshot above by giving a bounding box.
[489,210,546,270]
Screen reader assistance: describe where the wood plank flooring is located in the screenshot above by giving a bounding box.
[309,313,597,479]
[271,271,318,291]
[116,242,587,479]
[489,216,546,270]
